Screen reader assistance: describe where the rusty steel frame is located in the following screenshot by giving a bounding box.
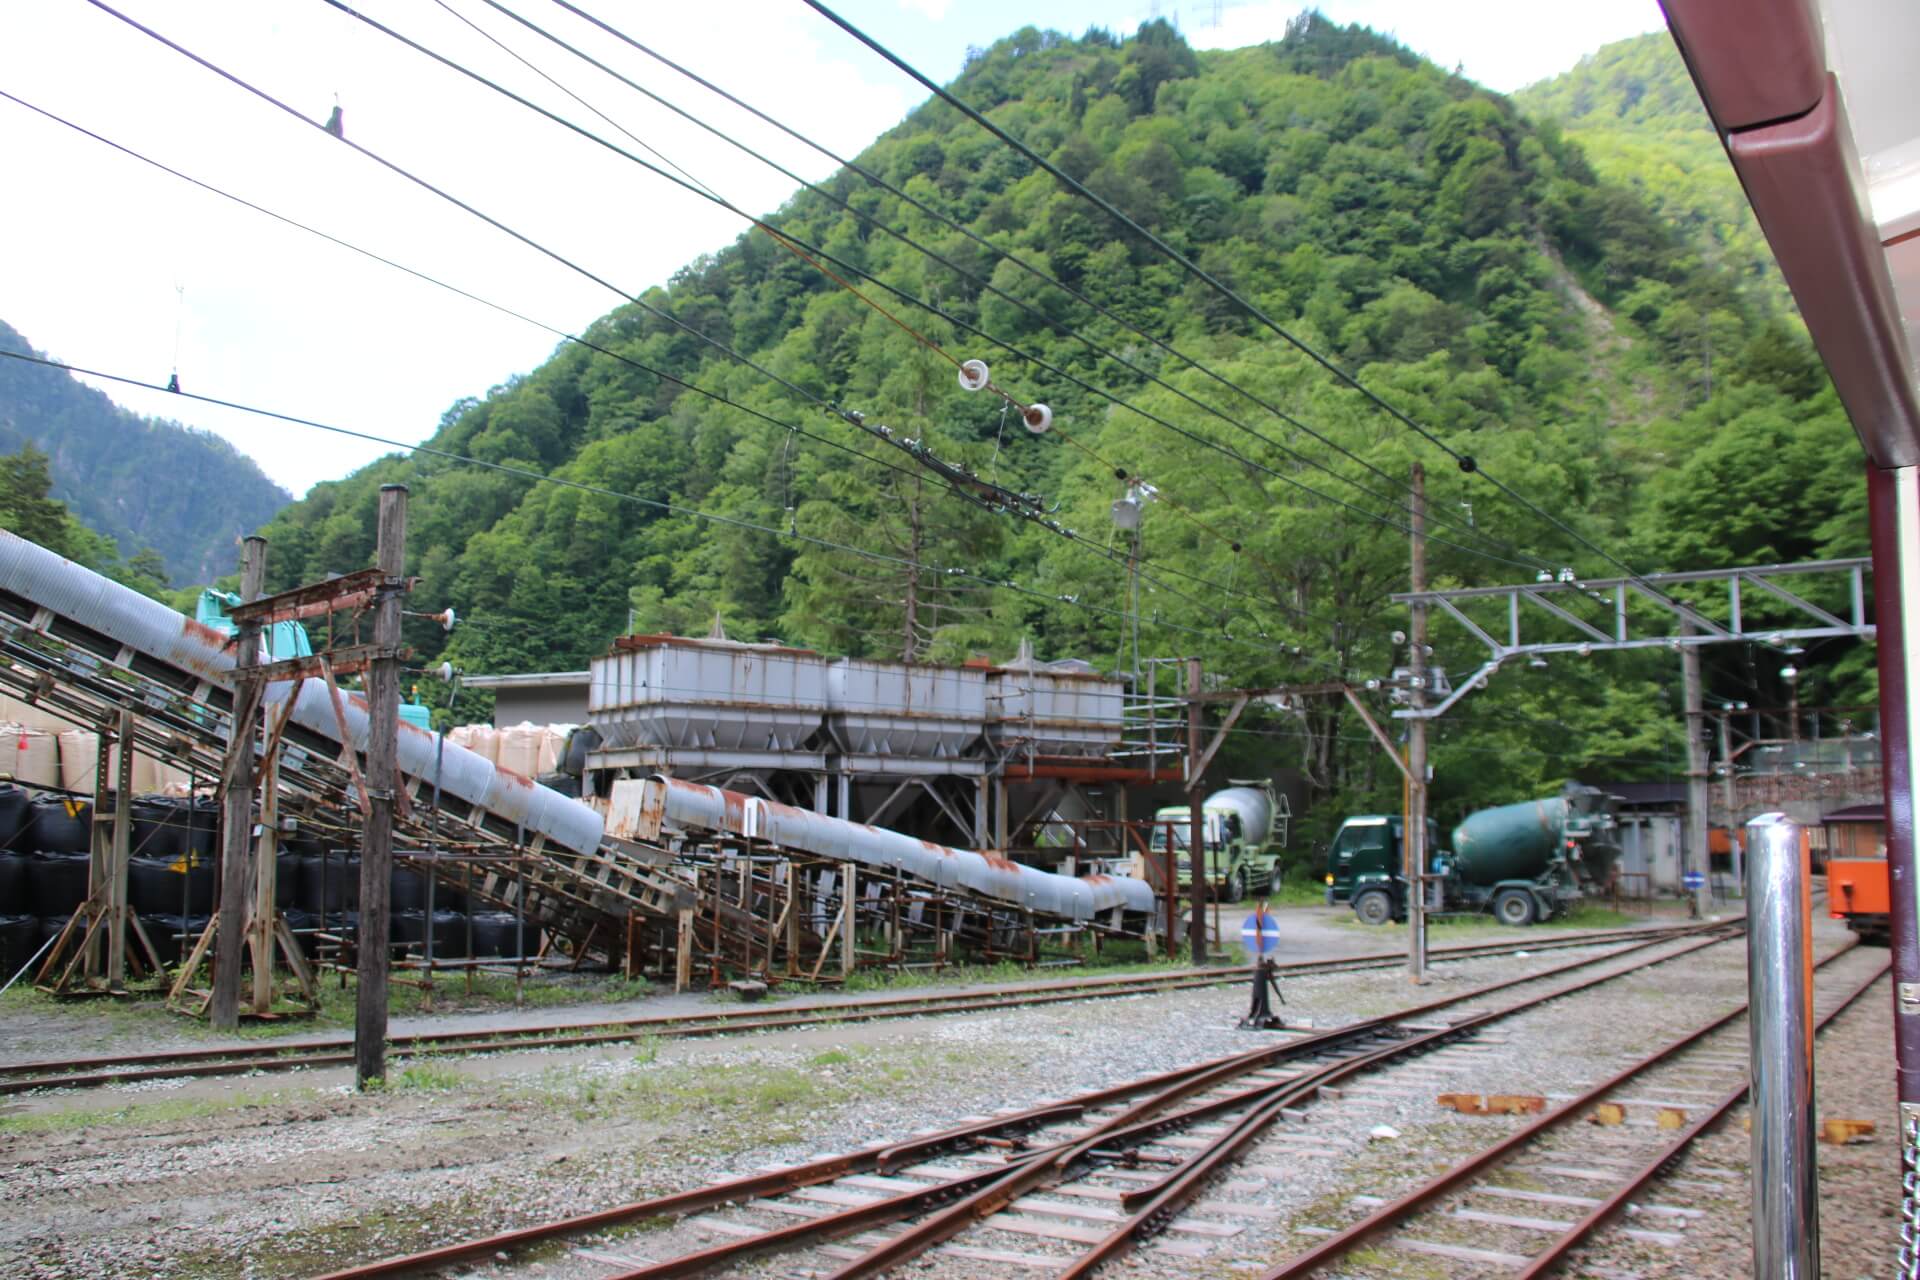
[314,922,1735,1280]
[1260,945,1883,1280]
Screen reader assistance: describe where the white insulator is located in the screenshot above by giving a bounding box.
[957,359,990,392]
[1022,402,1053,434]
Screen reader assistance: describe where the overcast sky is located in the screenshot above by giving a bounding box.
[0,0,1664,497]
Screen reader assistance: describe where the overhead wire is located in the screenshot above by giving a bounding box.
[302,0,1538,615]
[64,3,1330,645]
[534,0,1544,573]
[0,346,1271,647]
[798,0,1675,590]
[419,0,1545,576]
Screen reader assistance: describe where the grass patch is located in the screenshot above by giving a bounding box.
[509,1042,1005,1151]
[1,968,654,1044]
[1334,902,1647,933]
[0,1085,311,1135]
[391,1059,464,1092]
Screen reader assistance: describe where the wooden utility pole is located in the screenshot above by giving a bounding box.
[210,535,267,1030]
[1407,464,1429,984]
[1186,656,1207,965]
[1681,622,1711,916]
[355,485,407,1088]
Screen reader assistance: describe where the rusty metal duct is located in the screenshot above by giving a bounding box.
[637,774,1154,921]
[0,530,604,858]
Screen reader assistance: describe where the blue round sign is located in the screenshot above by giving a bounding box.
[1682,870,1707,891]
[1240,912,1282,955]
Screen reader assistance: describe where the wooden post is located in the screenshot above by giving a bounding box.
[211,536,267,1030]
[674,907,694,993]
[250,747,280,1013]
[1407,463,1429,984]
[354,485,407,1088]
[106,710,133,986]
[841,862,856,978]
[1187,657,1207,965]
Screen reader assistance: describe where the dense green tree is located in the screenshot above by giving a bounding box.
[0,321,289,584]
[233,16,1866,827]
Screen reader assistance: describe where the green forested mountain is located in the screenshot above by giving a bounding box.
[0,320,291,586]
[251,15,1866,829]
[1514,32,1794,317]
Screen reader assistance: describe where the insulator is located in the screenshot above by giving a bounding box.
[957,359,990,392]
[1022,403,1053,434]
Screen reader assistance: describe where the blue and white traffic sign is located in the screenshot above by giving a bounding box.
[1682,870,1707,891]
[1240,912,1282,955]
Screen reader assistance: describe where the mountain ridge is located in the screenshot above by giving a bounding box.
[0,320,292,586]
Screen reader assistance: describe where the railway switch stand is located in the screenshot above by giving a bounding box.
[1239,956,1288,1030]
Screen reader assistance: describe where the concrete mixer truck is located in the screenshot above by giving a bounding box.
[1150,781,1291,902]
[1325,784,1622,926]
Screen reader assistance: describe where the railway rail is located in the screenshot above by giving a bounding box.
[1262,941,1886,1278]
[0,921,1715,1096]
[311,919,1743,1280]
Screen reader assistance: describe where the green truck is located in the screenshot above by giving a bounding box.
[1324,784,1622,927]
[1152,781,1291,902]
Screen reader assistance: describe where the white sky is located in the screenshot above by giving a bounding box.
[0,1,1663,497]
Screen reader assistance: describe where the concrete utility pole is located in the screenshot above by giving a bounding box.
[1681,623,1711,917]
[1718,712,1743,892]
[1187,656,1207,966]
[1406,465,1429,983]
[355,485,407,1088]
[211,535,267,1030]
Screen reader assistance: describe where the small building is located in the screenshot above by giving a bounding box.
[463,671,589,729]
[1602,781,1686,894]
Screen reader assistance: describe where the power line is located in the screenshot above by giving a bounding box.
[0,346,1270,646]
[799,0,1661,587]
[66,5,1322,642]
[309,0,1538,596]
[400,0,1543,576]
[537,0,1542,572]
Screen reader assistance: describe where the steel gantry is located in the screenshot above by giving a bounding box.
[1388,558,1875,720]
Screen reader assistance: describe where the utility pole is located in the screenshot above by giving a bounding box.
[1681,623,1711,917]
[1719,712,1743,893]
[355,485,407,1088]
[210,535,267,1030]
[1186,656,1207,966]
[1406,464,1428,984]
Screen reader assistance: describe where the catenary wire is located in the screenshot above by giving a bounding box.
[535,0,1544,572]
[341,0,1542,577]
[0,347,1285,648]
[61,6,1331,641]
[311,0,1542,587]
[799,0,1674,589]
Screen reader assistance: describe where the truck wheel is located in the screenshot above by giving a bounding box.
[1353,889,1393,926]
[1268,864,1285,897]
[1226,868,1247,904]
[1493,889,1537,927]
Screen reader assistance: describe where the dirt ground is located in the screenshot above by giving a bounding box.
[0,901,1882,1279]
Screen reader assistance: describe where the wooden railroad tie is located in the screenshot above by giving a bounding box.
[1436,1092,1546,1116]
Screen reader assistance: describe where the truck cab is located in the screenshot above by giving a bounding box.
[1324,815,1442,926]
[1151,784,1287,903]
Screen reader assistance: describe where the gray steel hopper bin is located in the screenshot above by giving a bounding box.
[825,658,987,759]
[985,649,1125,756]
[589,635,826,752]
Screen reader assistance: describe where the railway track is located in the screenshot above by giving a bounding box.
[310,919,1743,1280]
[1263,941,1886,1278]
[0,921,1712,1096]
